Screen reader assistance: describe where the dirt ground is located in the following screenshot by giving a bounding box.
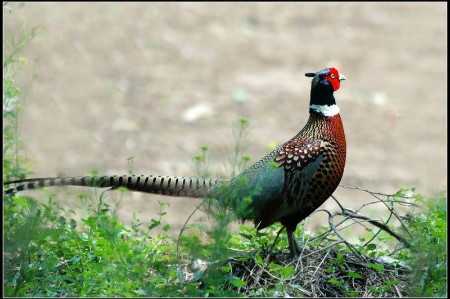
[4,3,447,234]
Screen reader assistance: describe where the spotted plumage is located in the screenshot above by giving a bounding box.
[275,139,323,171]
[4,67,347,257]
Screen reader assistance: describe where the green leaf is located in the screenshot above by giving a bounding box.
[230,278,246,287]
[239,233,253,240]
[366,243,376,250]
[269,262,283,271]
[69,255,82,265]
[367,262,384,272]
[254,254,263,266]
[236,256,249,262]
[386,280,400,286]
[280,266,295,279]
[414,193,424,201]
[327,278,341,285]
[348,271,362,278]
[148,219,161,230]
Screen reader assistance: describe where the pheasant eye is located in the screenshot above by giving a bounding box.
[330,73,335,79]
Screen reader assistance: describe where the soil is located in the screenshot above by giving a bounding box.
[4,3,447,234]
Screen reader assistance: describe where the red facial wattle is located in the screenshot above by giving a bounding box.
[325,67,341,91]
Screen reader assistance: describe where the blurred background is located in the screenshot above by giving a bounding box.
[4,2,447,232]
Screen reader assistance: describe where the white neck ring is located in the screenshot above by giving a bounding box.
[309,104,340,117]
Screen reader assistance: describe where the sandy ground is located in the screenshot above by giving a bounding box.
[4,3,447,234]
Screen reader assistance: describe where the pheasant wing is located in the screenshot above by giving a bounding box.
[254,139,324,229]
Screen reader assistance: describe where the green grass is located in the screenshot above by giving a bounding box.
[6,189,445,297]
[404,193,447,297]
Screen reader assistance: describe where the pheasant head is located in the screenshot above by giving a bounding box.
[305,67,346,116]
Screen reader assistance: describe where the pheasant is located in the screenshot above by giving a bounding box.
[4,67,347,257]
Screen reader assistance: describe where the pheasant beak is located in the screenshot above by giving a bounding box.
[339,74,347,81]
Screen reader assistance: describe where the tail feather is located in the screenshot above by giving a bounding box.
[3,175,226,197]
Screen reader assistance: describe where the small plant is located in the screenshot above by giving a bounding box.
[192,146,211,178]
[404,193,447,297]
[227,118,252,177]
[175,118,255,296]
[3,13,38,182]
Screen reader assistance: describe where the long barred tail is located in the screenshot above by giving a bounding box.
[3,175,226,197]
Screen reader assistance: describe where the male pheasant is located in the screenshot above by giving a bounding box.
[4,67,347,257]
